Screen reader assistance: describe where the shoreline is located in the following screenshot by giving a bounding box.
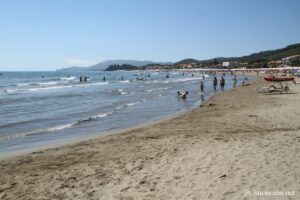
[0,78,220,161]
[0,72,245,160]
[0,70,242,156]
[1,76,299,199]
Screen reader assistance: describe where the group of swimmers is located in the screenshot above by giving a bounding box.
[177,74,246,99]
[79,76,89,82]
[80,76,107,82]
[212,76,226,90]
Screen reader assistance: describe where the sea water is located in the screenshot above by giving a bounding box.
[0,71,252,153]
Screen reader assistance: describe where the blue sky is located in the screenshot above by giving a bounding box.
[0,0,300,71]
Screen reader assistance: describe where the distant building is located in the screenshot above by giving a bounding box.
[177,62,197,68]
[282,55,300,67]
[267,60,282,68]
[222,61,239,68]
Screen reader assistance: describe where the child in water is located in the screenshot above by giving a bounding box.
[177,91,189,99]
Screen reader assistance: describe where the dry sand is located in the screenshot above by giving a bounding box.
[0,77,299,200]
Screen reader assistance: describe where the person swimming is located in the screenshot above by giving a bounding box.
[177,91,189,99]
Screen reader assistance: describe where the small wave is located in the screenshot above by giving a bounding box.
[125,101,140,107]
[47,123,74,131]
[0,123,74,142]
[119,80,130,83]
[75,82,109,87]
[146,87,171,93]
[158,87,171,90]
[0,111,116,141]
[5,81,109,93]
[170,77,203,83]
[96,111,114,118]
[108,88,127,96]
[126,103,135,107]
[77,111,114,124]
[5,85,73,93]
[115,106,123,110]
[36,81,59,86]
[60,76,76,81]
[16,83,30,86]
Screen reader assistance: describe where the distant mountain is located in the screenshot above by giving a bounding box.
[175,58,201,65]
[58,59,172,71]
[89,59,172,70]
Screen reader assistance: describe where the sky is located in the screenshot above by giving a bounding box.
[0,0,300,71]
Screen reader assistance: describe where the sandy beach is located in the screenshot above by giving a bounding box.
[0,77,299,200]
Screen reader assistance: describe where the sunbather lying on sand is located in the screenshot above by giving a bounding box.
[293,79,300,85]
[268,83,289,92]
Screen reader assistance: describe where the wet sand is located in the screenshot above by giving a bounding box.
[0,77,299,200]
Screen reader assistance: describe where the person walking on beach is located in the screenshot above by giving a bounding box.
[213,76,218,91]
[220,76,225,90]
[200,81,205,93]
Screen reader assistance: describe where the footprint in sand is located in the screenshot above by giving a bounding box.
[264,173,271,179]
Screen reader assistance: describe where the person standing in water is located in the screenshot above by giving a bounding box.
[79,76,83,82]
[200,81,205,93]
[233,75,237,88]
[103,76,106,82]
[220,76,225,90]
[213,76,218,91]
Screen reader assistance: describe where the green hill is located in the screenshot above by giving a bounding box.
[105,64,140,71]
[176,43,300,66]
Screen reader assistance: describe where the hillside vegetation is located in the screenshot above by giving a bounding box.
[176,43,300,67]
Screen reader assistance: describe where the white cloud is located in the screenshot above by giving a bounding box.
[64,58,97,67]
